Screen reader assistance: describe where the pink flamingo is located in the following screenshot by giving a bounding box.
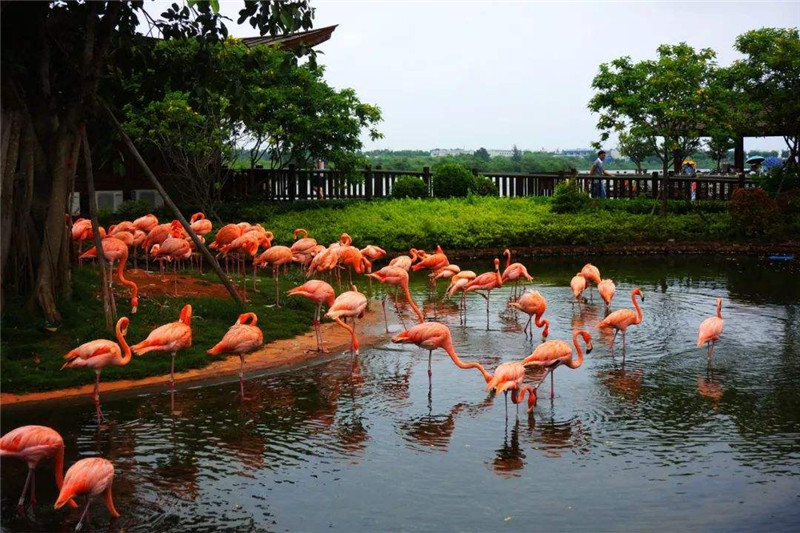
[368,266,425,331]
[598,279,616,311]
[509,290,549,340]
[150,234,191,295]
[580,263,601,300]
[501,249,533,299]
[324,285,368,355]
[287,280,336,352]
[697,298,724,361]
[207,312,264,397]
[597,287,644,353]
[209,223,245,273]
[360,244,387,272]
[522,330,593,399]
[464,258,503,330]
[388,251,415,272]
[131,304,192,389]
[446,270,477,322]
[219,232,260,297]
[189,212,213,236]
[79,236,139,314]
[62,317,132,423]
[411,245,448,272]
[133,213,158,233]
[308,246,338,277]
[291,228,318,258]
[570,272,587,304]
[486,362,538,417]
[392,322,492,381]
[0,425,76,514]
[254,245,294,306]
[54,457,119,531]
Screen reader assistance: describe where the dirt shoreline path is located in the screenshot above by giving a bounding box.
[1,306,388,407]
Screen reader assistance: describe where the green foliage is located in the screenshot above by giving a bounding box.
[617,131,653,172]
[473,147,490,161]
[392,176,429,199]
[755,165,800,194]
[432,162,475,198]
[729,188,779,236]
[551,180,590,213]
[471,175,499,196]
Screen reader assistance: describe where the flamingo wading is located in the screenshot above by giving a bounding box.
[522,330,593,399]
[697,298,724,361]
[54,457,120,531]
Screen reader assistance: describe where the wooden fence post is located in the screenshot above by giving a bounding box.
[364,165,372,199]
[288,164,296,202]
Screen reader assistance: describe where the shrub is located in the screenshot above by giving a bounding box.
[116,200,156,221]
[729,188,779,236]
[776,188,800,216]
[470,175,499,196]
[551,180,590,213]
[432,162,474,198]
[755,166,800,194]
[392,176,429,199]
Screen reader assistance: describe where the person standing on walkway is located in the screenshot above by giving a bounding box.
[312,159,326,200]
[589,150,611,198]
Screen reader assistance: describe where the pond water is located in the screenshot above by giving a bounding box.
[2,256,800,532]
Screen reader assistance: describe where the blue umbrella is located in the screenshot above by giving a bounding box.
[746,155,765,164]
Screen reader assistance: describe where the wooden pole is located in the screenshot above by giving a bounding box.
[99,102,244,306]
[80,125,116,330]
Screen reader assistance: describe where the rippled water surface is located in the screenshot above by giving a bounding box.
[3,256,800,532]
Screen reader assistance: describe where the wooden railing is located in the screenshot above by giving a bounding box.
[221,167,757,202]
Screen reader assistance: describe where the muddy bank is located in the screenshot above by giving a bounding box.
[0,306,388,406]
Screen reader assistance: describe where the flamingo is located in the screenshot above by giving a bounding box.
[150,234,191,295]
[291,228,318,259]
[287,280,336,353]
[411,245,448,272]
[580,263,601,300]
[697,298,724,361]
[570,272,587,304]
[143,221,174,255]
[485,362,538,417]
[207,312,264,397]
[391,322,491,382]
[61,317,132,423]
[79,236,139,314]
[0,425,76,514]
[324,285,368,355]
[464,258,503,330]
[509,290,549,340]
[522,330,593,399]
[501,249,533,299]
[108,221,136,235]
[254,245,294,306]
[597,288,644,353]
[133,213,158,233]
[131,304,192,389]
[209,223,245,273]
[446,270,477,322]
[360,245,387,271]
[389,251,415,272]
[219,232,260,297]
[598,279,616,311]
[54,457,119,531]
[368,266,425,331]
[72,219,103,266]
[307,246,338,277]
[189,212,213,236]
[336,244,371,284]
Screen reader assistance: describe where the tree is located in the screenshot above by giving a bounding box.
[511,145,523,162]
[474,147,490,162]
[0,0,315,323]
[588,43,731,214]
[705,132,735,172]
[617,130,652,174]
[728,27,800,171]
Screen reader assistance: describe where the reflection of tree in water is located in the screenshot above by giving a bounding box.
[399,397,494,453]
[602,368,644,403]
[524,416,590,459]
[489,419,526,478]
[376,359,413,405]
[725,259,800,305]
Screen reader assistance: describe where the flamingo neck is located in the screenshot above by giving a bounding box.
[443,340,492,382]
[334,318,358,352]
[511,385,536,413]
[504,250,511,269]
[115,247,138,312]
[402,281,425,324]
[117,322,132,366]
[632,291,643,324]
[535,314,549,337]
[568,332,586,369]
[716,300,722,319]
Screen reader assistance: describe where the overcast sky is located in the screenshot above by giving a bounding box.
[153,1,799,153]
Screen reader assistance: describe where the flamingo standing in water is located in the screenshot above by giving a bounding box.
[509,290,549,340]
[486,362,538,417]
[388,251,415,272]
[446,270,477,323]
[54,457,119,531]
[522,330,593,399]
[324,285,368,355]
[697,298,724,361]
[254,245,294,306]
[0,425,76,514]
[132,304,192,389]
[79,236,139,314]
[570,272,587,304]
[61,317,132,423]
[287,280,336,352]
[464,258,503,330]
[391,322,492,382]
[207,312,264,397]
[501,249,533,299]
[360,244,387,273]
[597,287,644,353]
[189,212,213,237]
[368,266,425,331]
[580,263,601,301]
[598,279,616,312]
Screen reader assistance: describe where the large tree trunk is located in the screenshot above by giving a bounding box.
[1,109,21,287]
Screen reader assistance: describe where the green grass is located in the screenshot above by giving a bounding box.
[243,197,736,250]
[1,268,316,394]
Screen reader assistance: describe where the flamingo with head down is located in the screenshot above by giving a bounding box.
[54,457,119,531]
[189,212,213,236]
[598,279,616,312]
[368,266,425,331]
[288,280,336,352]
[580,263,601,300]
[509,290,549,340]
[324,285,368,355]
[570,272,587,304]
[486,362,538,417]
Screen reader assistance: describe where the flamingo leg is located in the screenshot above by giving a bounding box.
[239,354,245,398]
[28,469,36,506]
[75,496,94,531]
[486,291,490,331]
[611,329,618,354]
[708,341,716,361]
[381,296,389,333]
[274,266,281,308]
[169,352,176,390]
[393,293,407,329]
[504,391,509,421]
[550,370,555,399]
[252,262,257,292]
[93,371,106,424]
[523,315,532,338]
[16,468,32,513]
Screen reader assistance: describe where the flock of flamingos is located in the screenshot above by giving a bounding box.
[0,211,726,530]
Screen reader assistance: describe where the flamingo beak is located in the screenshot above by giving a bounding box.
[587,342,594,354]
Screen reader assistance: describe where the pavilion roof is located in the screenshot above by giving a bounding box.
[241,25,337,50]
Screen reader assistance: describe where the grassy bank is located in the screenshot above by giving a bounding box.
[245,197,740,250]
[1,268,316,394]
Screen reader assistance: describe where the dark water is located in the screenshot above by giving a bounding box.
[3,256,800,532]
